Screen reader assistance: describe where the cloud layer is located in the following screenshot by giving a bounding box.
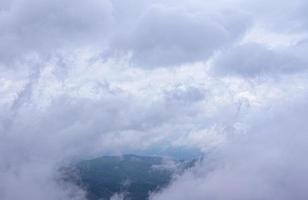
[1,0,308,200]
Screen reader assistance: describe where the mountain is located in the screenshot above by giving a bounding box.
[63,154,196,200]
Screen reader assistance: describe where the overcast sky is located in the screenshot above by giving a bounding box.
[1,0,308,200]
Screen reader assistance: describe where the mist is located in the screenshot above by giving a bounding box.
[1,0,308,200]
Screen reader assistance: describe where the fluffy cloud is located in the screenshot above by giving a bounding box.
[1,0,308,200]
[151,94,308,200]
[212,43,308,77]
[0,0,113,65]
[0,55,227,200]
[107,3,251,67]
[0,0,251,68]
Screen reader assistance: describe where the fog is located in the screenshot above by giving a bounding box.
[1,0,308,199]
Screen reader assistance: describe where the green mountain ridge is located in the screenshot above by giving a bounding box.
[63,154,197,200]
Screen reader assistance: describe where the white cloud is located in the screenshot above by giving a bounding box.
[211,43,308,77]
[1,0,308,199]
[151,94,308,200]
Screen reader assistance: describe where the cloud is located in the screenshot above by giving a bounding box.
[211,43,308,77]
[2,52,307,199]
[0,0,113,65]
[151,93,308,200]
[1,0,308,200]
[0,55,218,200]
[236,0,308,32]
[0,0,252,68]
[107,3,251,67]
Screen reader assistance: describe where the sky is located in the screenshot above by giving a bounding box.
[1,0,308,199]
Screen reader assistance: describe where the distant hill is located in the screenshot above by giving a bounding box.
[63,154,196,200]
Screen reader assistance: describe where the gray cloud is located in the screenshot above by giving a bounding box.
[0,0,252,68]
[212,43,308,77]
[107,4,251,67]
[0,0,112,65]
[1,0,308,200]
[229,0,308,33]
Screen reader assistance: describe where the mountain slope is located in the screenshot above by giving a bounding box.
[66,155,195,200]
